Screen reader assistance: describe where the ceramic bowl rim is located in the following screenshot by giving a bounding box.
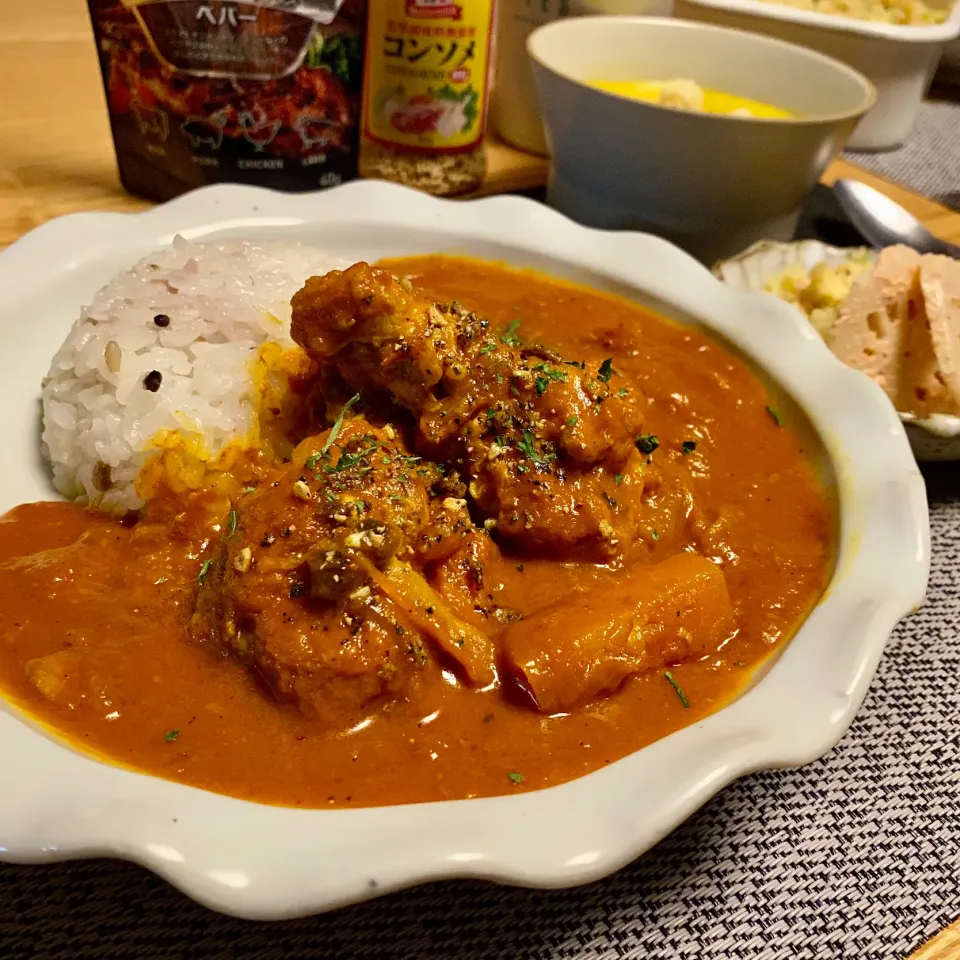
[526,15,877,125]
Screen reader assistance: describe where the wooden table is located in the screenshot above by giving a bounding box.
[1,2,960,956]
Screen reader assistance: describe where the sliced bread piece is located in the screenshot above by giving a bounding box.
[829,245,957,417]
[920,254,960,407]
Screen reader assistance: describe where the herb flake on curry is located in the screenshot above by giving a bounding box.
[0,256,834,808]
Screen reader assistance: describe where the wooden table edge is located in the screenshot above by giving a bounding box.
[2,148,956,247]
[910,918,960,960]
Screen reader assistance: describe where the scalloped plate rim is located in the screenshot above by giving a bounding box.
[0,180,929,919]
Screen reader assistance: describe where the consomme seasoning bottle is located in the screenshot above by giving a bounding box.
[359,0,496,196]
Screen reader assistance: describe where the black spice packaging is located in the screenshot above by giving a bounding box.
[87,0,366,201]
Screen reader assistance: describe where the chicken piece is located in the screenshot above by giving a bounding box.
[501,553,735,712]
[430,532,524,632]
[25,651,88,710]
[291,263,657,559]
[190,415,496,724]
[23,648,117,715]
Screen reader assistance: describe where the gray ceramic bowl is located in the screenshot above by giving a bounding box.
[527,17,875,263]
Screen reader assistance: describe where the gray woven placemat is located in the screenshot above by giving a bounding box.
[844,100,960,211]
[1,462,959,958]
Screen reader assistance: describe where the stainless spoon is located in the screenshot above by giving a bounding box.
[833,178,960,258]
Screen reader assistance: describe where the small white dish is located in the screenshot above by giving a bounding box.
[715,238,960,460]
[526,16,874,263]
[674,0,960,150]
[0,181,928,919]
[712,237,876,286]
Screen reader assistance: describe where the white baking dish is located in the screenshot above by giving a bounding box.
[674,0,960,150]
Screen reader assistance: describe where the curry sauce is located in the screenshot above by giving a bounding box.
[0,257,834,808]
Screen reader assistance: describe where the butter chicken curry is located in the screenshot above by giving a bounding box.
[0,256,834,807]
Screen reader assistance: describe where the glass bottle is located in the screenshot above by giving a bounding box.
[359,0,496,196]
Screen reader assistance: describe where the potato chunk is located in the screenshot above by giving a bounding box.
[502,553,735,712]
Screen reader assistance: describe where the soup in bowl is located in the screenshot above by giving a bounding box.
[528,17,875,262]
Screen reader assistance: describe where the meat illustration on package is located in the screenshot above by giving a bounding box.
[88,0,366,200]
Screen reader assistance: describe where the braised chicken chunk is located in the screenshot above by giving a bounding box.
[291,263,664,559]
[190,415,496,723]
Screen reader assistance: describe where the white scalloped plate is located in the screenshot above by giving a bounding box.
[0,181,928,920]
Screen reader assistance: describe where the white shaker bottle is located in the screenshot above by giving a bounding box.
[491,1,572,156]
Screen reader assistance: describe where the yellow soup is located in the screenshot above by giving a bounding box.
[591,78,794,120]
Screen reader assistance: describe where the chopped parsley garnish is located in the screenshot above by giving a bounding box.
[320,393,361,456]
[517,430,554,467]
[597,358,614,383]
[326,444,377,474]
[531,363,567,397]
[243,486,257,494]
[616,388,629,398]
[532,362,567,379]
[651,529,660,541]
[225,509,237,539]
[197,559,213,584]
[663,671,689,708]
[635,434,660,455]
[567,416,578,426]
[500,319,522,347]
[164,729,180,743]
[615,473,624,484]
[479,341,498,355]
[766,405,783,427]
[507,771,524,784]
[681,441,697,455]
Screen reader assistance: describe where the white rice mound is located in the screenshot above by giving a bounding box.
[41,237,345,513]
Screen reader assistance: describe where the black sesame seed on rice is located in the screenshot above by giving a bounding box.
[143,370,163,392]
[153,313,171,327]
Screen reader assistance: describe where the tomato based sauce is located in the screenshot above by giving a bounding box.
[0,258,834,808]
